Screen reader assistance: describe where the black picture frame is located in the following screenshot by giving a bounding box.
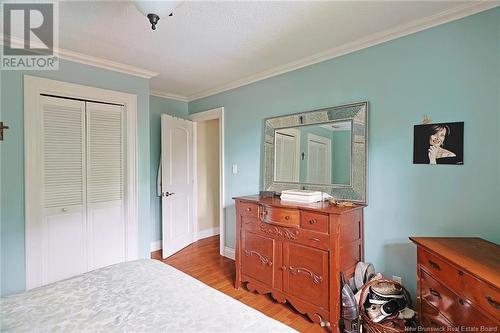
[413,122,464,165]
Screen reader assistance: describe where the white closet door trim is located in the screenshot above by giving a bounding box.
[24,75,138,290]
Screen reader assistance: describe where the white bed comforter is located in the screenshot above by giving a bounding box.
[1,259,295,333]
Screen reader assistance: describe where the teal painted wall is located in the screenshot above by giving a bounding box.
[0,59,151,296]
[149,95,189,242]
[189,8,500,294]
[332,130,351,185]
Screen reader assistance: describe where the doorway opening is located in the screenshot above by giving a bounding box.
[191,108,227,258]
[195,119,220,238]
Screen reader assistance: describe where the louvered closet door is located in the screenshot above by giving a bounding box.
[85,102,125,270]
[41,96,86,284]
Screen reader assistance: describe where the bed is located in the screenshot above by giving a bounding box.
[1,259,295,332]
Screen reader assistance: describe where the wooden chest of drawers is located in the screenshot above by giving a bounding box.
[410,237,500,329]
[234,196,365,332]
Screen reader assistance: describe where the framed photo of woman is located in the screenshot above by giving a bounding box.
[413,122,464,165]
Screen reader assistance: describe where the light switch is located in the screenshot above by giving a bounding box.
[232,164,238,174]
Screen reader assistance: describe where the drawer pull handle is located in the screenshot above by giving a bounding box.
[429,288,441,298]
[246,207,251,212]
[458,270,464,276]
[309,219,317,225]
[281,266,287,271]
[244,250,272,267]
[459,298,465,305]
[309,237,321,242]
[288,266,322,284]
[486,296,500,309]
[428,260,441,270]
[284,215,290,220]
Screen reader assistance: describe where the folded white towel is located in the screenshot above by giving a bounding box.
[280,195,323,203]
[281,189,322,197]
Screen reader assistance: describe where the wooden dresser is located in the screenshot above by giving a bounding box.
[410,237,500,329]
[234,195,365,331]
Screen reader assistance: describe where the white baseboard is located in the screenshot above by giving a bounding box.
[196,227,220,241]
[223,246,235,260]
[150,240,162,252]
[151,240,234,261]
[150,228,220,253]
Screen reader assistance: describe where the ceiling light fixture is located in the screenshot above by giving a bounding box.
[134,1,182,30]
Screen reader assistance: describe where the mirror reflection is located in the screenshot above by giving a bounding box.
[274,121,352,185]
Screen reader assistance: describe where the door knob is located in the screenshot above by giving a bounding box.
[163,192,175,197]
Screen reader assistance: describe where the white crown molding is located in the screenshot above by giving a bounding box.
[0,36,159,79]
[58,48,159,79]
[150,90,189,102]
[187,2,499,101]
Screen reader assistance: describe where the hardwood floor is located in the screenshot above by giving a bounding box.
[151,235,329,333]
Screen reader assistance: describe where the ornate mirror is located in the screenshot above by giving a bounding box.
[263,102,368,203]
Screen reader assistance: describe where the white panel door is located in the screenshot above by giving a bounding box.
[41,96,86,285]
[161,115,195,258]
[86,102,125,270]
[307,134,332,184]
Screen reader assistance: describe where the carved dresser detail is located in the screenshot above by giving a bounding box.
[234,195,365,332]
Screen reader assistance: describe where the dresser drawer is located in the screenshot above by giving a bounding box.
[418,248,461,291]
[420,299,454,328]
[300,211,329,233]
[261,206,300,227]
[420,269,497,327]
[295,229,330,251]
[238,201,259,218]
[419,248,500,321]
[459,272,500,321]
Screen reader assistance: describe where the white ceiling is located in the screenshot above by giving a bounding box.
[35,2,500,100]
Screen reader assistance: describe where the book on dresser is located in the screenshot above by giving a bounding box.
[410,237,500,329]
[234,195,365,332]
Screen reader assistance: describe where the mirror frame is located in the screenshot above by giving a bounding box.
[263,101,368,203]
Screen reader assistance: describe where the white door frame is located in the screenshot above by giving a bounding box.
[189,107,227,258]
[24,75,138,289]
